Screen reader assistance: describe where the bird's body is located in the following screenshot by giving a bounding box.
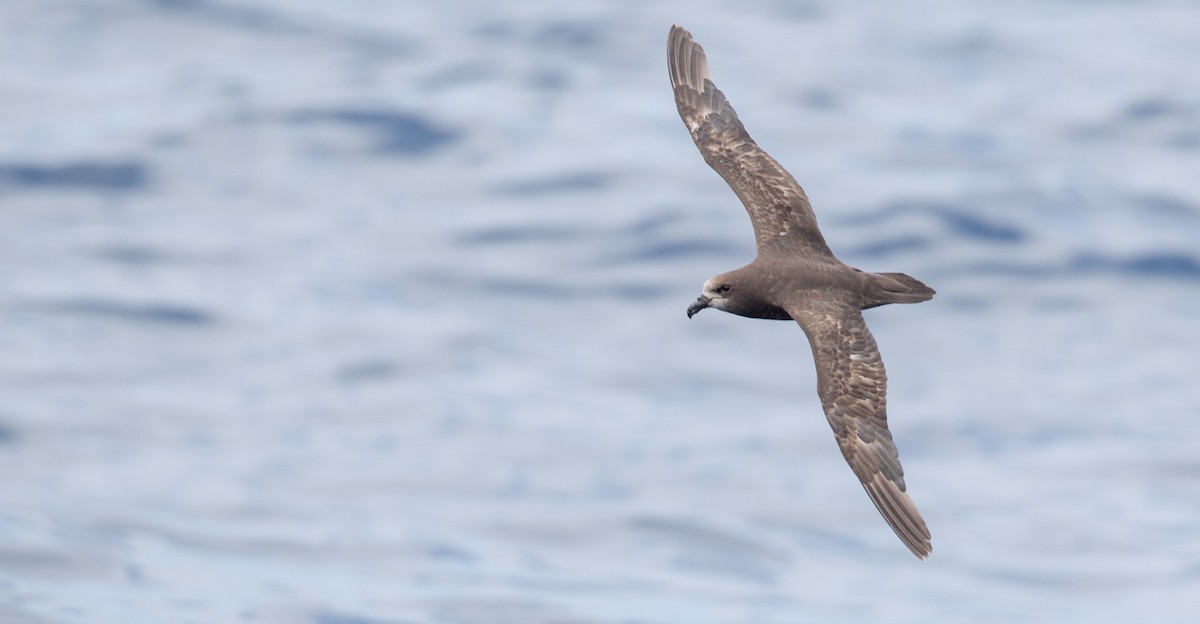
[669,25,936,559]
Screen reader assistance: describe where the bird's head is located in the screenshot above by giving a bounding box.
[687,269,791,320]
[686,277,736,318]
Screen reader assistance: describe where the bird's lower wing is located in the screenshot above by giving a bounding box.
[787,299,932,559]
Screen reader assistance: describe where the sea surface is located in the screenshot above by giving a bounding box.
[2,1,1199,623]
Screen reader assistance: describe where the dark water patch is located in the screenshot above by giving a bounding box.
[768,0,824,20]
[475,20,516,40]
[937,208,1023,242]
[1072,251,1200,280]
[36,299,215,326]
[151,0,413,56]
[149,130,190,149]
[336,360,400,384]
[92,245,169,265]
[427,600,567,624]
[571,210,746,263]
[420,62,493,90]
[844,201,1026,244]
[526,67,568,91]
[0,423,16,445]
[608,239,744,263]
[288,109,459,157]
[473,277,575,299]
[672,552,778,584]
[1123,98,1178,121]
[1032,295,1087,312]
[424,543,477,563]
[1123,99,1200,149]
[484,277,667,301]
[457,224,582,245]
[153,0,291,33]
[958,262,1055,279]
[797,88,840,110]
[631,516,786,564]
[921,31,1006,62]
[533,20,601,52]
[1168,132,1200,150]
[955,423,1006,455]
[846,234,931,259]
[1076,97,1200,150]
[938,295,990,311]
[0,548,73,574]
[1065,123,1109,142]
[783,524,870,557]
[1121,253,1200,278]
[960,251,1200,282]
[958,423,1084,456]
[951,132,1001,157]
[0,161,149,192]
[416,271,665,302]
[1136,194,1198,218]
[612,283,668,300]
[627,210,688,234]
[312,612,414,624]
[491,171,611,196]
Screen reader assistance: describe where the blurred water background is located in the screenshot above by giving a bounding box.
[2,1,1199,622]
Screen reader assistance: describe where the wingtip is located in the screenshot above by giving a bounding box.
[667,25,693,65]
[908,538,933,560]
[667,24,712,99]
[861,477,933,560]
[668,24,687,49]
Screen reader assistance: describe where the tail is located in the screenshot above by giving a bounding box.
[862,272,936,309]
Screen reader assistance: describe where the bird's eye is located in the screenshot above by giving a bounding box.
[716,284,732,294]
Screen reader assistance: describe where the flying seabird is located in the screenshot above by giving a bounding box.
[668,25,936,559]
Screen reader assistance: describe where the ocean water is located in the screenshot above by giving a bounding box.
[2,1,1199,622]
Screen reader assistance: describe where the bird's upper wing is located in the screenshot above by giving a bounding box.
[668,25,833,259]
[786,297,932,559]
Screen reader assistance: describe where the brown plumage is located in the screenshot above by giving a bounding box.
[670,25,936,559]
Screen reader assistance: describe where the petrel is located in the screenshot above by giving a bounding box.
[669,25,935,559]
